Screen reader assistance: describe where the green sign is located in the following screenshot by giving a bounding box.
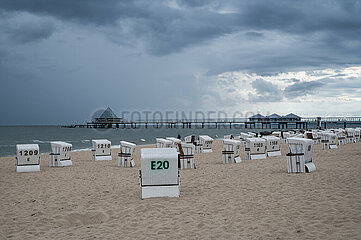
[151,160,170,170]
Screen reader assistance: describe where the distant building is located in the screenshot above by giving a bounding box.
[267,113,282,122]
[281,113,301,122]
[94,107,123,123]
[248,113,265,122]
[249,113,302,122]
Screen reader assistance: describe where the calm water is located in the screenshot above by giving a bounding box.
[1,123,360,157]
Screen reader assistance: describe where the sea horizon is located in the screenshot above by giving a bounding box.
[2,123,361,158]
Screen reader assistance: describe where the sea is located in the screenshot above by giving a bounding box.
[1,122,361,157]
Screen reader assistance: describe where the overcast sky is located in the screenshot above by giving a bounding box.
[1,0,361,125]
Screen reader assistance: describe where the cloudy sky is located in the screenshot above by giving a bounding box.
[1,0,361,124]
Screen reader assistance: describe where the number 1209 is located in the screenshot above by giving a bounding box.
[19,150,38,156]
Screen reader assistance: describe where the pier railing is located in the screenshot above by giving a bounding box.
[63,116,361,129]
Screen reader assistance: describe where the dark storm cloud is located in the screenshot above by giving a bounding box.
[0,11,57,45]
[130,10,238,55]
[320,76,361,90]
[0,0,139,25]
[1,0,360,56]
[1,0,361,124]
[284,81,323,98]
[4,18,55,44]
[176,0,211,8]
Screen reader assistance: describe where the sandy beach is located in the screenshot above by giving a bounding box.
[1,140,361,239]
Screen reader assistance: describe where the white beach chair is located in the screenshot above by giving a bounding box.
[321,131,338,149]
[50,141,72,167]
[245,138,266,160]
[16,144,40,172]
[156,138,173,148]
[184,135,195,143]
[222,139,242,164]
[92,139,112,161]
[262,136,282,157]
[166,137,182,152]
[240,132,252,146]
[286,137,315,173]
[223,134,233,139]
[248,132,257,137]
[345,128,355,143]
[355,128,361,142]
[335,129,346,145]
[140,148,179,199]
[118,141,136,167]
[156,138,164,148]
[178,142,196,169]
[271,131,281,138]
[311,130,321,144]
[329,133,338,148]
[281,131,291,144]
[198,135,213,153]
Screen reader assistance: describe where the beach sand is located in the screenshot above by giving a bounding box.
[1,140,361,239]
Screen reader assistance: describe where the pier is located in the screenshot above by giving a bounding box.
[62,116,361,130]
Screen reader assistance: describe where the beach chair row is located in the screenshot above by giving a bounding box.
[15,127,360,173]
[15,140,136,172]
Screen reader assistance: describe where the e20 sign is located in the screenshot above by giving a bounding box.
[151,160,170,170]
[141,148,178,186]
